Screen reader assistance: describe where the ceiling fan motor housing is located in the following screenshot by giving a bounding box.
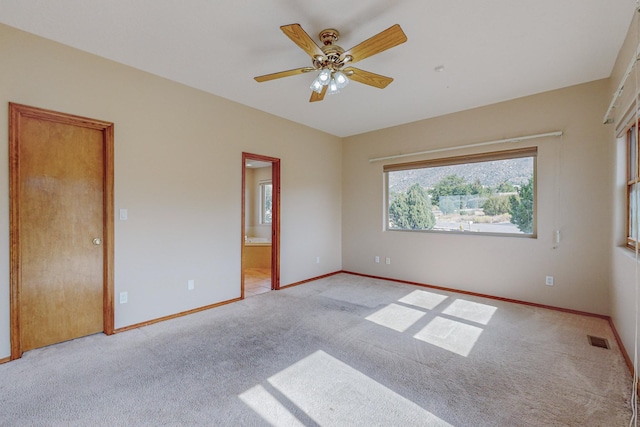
[314,29,350,71]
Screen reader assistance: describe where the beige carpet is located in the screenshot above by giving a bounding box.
[0,273,632,426]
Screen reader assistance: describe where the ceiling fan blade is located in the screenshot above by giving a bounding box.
[341,24,407,64]
[344,67,394,89]
[254,67,315,82]
[310,85,327,102]
[281,24,325,59]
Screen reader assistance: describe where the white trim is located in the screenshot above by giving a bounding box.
[368,131,563,163]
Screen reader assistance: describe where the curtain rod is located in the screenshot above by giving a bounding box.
[368,131,563,163]
[603,11,640,124]
[603,48,640,124]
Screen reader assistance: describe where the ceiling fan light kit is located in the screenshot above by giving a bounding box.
[255,23,407,102]
[310,68,349,95]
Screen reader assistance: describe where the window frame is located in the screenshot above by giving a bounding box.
[259,180,273,225]
[627,124,639,250]
[383,147,538,237]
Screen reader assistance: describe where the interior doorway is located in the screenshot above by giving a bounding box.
[242,153,280,298]
[9,103,115,360]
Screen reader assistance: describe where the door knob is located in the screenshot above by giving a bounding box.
[92,238,102,245]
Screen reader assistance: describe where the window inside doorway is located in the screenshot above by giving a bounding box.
[260,181,272,224]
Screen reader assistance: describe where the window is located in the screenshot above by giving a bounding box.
[628,124,639,249]
[260,181,272,224]
[384,147,537,236]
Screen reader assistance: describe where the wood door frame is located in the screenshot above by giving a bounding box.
[9,103,115,360]
[241,152,281,297]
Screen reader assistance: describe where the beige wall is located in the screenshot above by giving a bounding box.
[0,24,343,358]
[343,79,613,315]
[609,13,640,365]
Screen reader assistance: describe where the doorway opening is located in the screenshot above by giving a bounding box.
[242,153,280,297]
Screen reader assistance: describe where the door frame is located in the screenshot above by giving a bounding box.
[241,152,280,297]
[9,103,115,360]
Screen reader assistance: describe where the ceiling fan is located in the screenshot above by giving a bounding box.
[254,23,407,102]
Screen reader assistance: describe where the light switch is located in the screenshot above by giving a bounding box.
[119,209,128,220]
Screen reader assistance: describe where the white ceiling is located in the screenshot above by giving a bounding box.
[0,1,636,137]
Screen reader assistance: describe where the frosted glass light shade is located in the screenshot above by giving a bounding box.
[318,69,332,84]
[327,78,340,95]
[310,77,323,93]
[334,71,349,89]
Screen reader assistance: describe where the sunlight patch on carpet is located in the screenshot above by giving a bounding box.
[240,350,453,427]
[442,299,497,325]
[364,291,496,357]
[239,385,305,427]
[414,317,483,357]
[365,303,426,332]
[398,289,448,310]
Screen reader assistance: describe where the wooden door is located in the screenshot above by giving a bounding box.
[9,103,114,359]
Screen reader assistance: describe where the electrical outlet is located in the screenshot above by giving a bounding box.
[316,256,320,264]
[545,276,554,286]
[119,292,128,304]
[386,257,391,265]
[375,256,380,264]
[188,279,195,290]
